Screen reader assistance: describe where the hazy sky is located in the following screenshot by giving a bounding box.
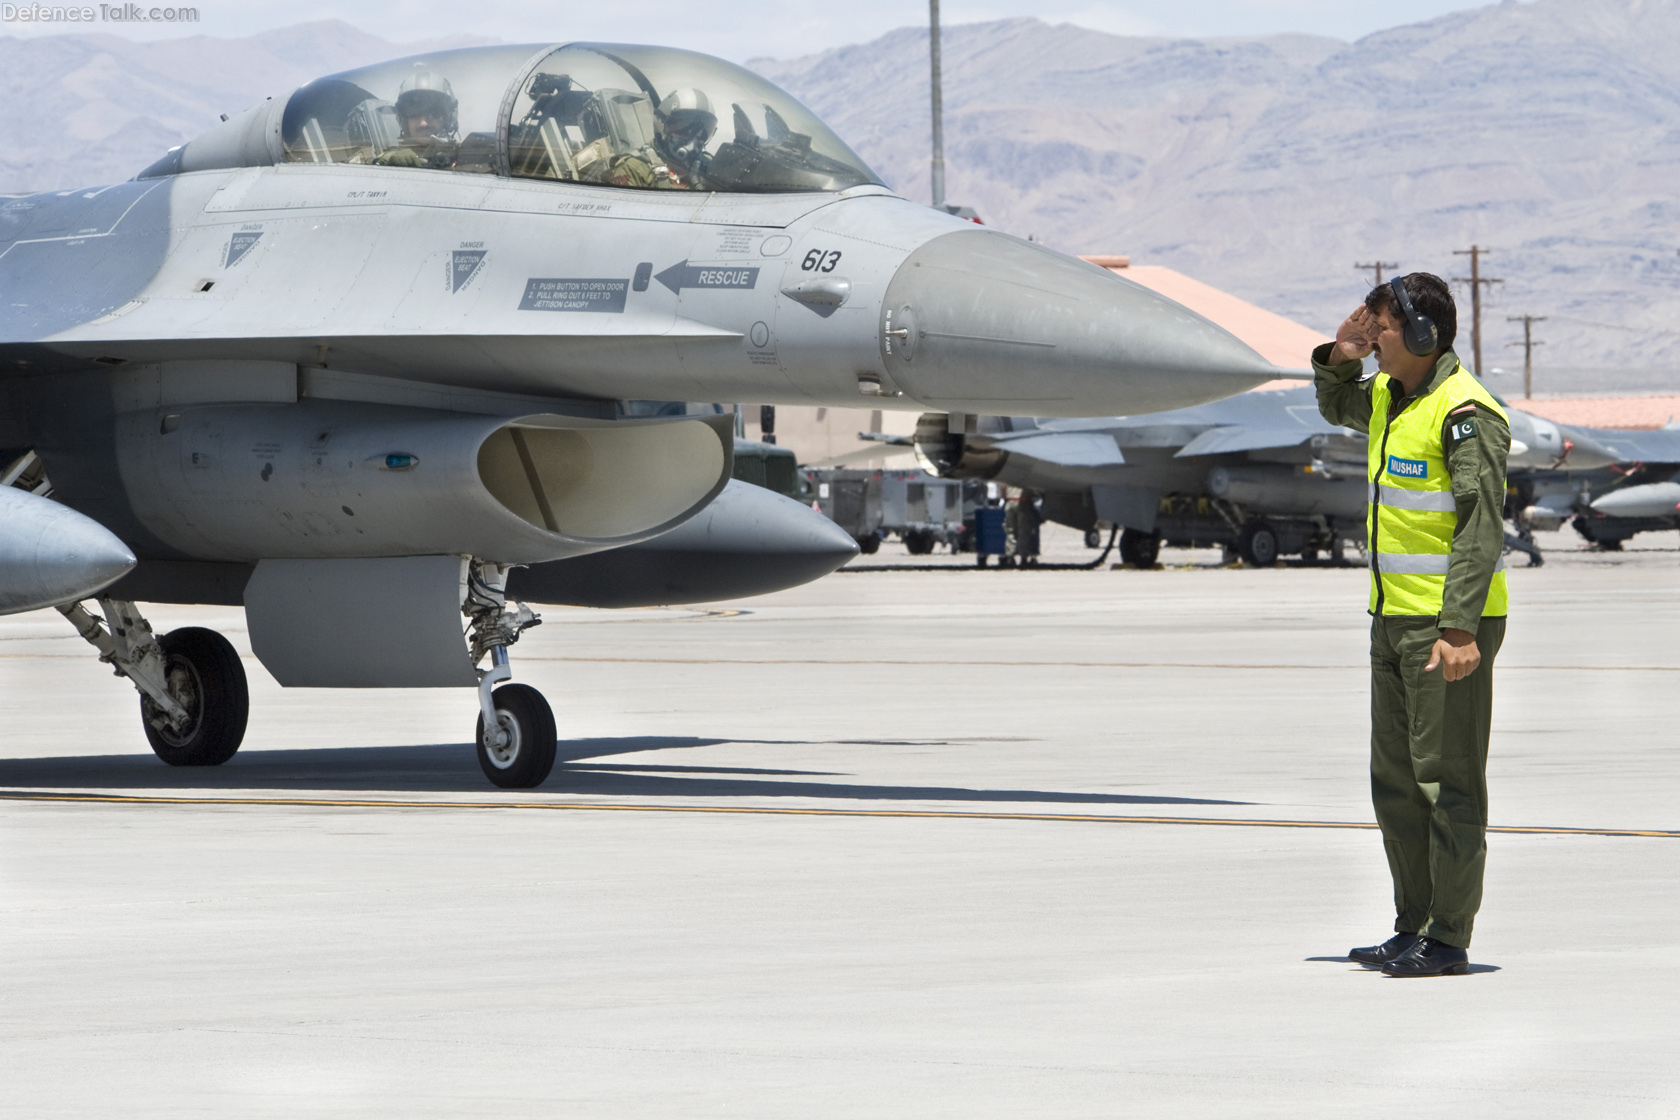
[3,0,1507,60]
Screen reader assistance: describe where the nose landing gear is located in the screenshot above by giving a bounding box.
[475,681,557,789]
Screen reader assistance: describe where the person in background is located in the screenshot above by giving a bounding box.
[1005,488,1043,568]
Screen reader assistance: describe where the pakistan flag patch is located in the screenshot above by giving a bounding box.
[1451,418,1477,441]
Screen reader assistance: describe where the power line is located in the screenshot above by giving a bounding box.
[1505,314,1547,400]
[1548,314,1680,337]
[929,0,945,210]
[1355,261,1398,287]
[1452,245,1504,377]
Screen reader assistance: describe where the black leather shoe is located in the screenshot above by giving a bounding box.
[1381,936,1469,976]
[1348,932,1420,967]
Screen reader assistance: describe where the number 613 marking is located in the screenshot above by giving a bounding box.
[801,249,842,273]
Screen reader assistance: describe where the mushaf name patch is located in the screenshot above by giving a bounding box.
[1387,455,1429,479]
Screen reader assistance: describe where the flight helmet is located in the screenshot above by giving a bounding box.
[396,69,459,138]
[657,87,717,165]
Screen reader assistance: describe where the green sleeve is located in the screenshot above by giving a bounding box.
[1312,342,1372,434]
[1439,405,1511,634]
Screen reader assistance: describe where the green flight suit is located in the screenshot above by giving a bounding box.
[1314,344,1511,948]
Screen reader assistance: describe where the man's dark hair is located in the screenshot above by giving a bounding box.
[1364,272,1457,353]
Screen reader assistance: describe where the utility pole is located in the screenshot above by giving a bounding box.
[1506,314,1547,399]
[1355,261,1398,288]
[929,0,945,210]
[1452,245,1503,376]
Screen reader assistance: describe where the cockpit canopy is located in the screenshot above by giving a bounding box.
[143,43,882,195]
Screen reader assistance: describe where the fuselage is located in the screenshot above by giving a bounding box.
[0,166,1277,417]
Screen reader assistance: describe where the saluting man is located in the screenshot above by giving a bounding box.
[1314,272,1511,977]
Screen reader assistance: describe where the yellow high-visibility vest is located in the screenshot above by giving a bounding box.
[1366,364,1509,617]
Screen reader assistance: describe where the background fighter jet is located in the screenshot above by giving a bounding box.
[887,386,1620,567]
[1531,425,1680,550]
[0,42,1285,787]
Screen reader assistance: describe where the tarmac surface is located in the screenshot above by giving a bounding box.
[2,525,1677,1116]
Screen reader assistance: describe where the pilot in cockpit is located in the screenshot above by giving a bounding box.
[569,86,717,190]
[650,88,717,189]
[373,70,459,169]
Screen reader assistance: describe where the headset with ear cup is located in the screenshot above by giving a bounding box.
[1389,276,1439,357]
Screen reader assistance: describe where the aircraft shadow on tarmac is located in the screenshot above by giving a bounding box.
[0,736,1249,805]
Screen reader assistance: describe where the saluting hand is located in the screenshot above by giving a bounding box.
[1329,305,1378,365]
[1425,628,1481,682]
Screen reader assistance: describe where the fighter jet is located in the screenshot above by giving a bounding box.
[0,42,1283,787]
[1543,425,1680,549]
[1573,474,1680,549]
[889,386,1620,567]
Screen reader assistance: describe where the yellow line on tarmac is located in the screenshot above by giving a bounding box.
[511,657,1680,672]
[1,790,1675,838]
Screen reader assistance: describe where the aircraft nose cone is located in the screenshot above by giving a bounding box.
[0,488,137,615]
[1591,481,1680,518]
[878,230,1279,417]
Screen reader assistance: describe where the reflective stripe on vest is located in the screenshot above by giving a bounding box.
[1367,482,1457,512]
[1366,364,1510,617]
[1371,552,1506,575]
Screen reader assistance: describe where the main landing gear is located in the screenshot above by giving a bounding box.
[465,564,553,788]
[58,599,250,766]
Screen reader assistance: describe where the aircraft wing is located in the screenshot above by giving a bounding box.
[981,430,1126,467]
[1174,425,1320,458]
[1585,427,1680,464]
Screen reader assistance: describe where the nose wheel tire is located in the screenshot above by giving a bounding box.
[476,683,557,789]
[142,627,249,766]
